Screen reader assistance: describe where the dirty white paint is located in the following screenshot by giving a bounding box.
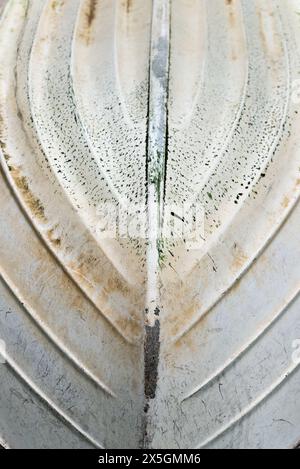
[0,0,300,449]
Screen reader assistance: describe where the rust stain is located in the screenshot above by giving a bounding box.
[281,196,290,209]
[78,0,98,45]
[86,0,98,27]
[229,10,236,28]
[170,299,202,339]
[0,111,47,223]
[70,292,86,313]
[115,315,141,341]
[68,252,100,288]
[8,165,47,223]
[105,276,130,297]
[258,9,267,53]
[47,227,62,247]
[0,110,48,224]
[103,276,142,339]
[51,0,57,10]
[68,250,143,340]
[231,243,248,271]
[51,0,64,11]
[225,0,236,28]
[257,7,281,63]
[172,299,210,353]
[229,11,237,61]
[125,0,133,13]
[75,256,129,302]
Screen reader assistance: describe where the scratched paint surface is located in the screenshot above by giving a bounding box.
[0,0,300,449]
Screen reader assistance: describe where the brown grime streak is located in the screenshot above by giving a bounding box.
[126,0,133,13]
[47,228,62,247]
[86,0,97,27]
[8,165,47,223]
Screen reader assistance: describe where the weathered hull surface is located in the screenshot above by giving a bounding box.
[0,0,300,449]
